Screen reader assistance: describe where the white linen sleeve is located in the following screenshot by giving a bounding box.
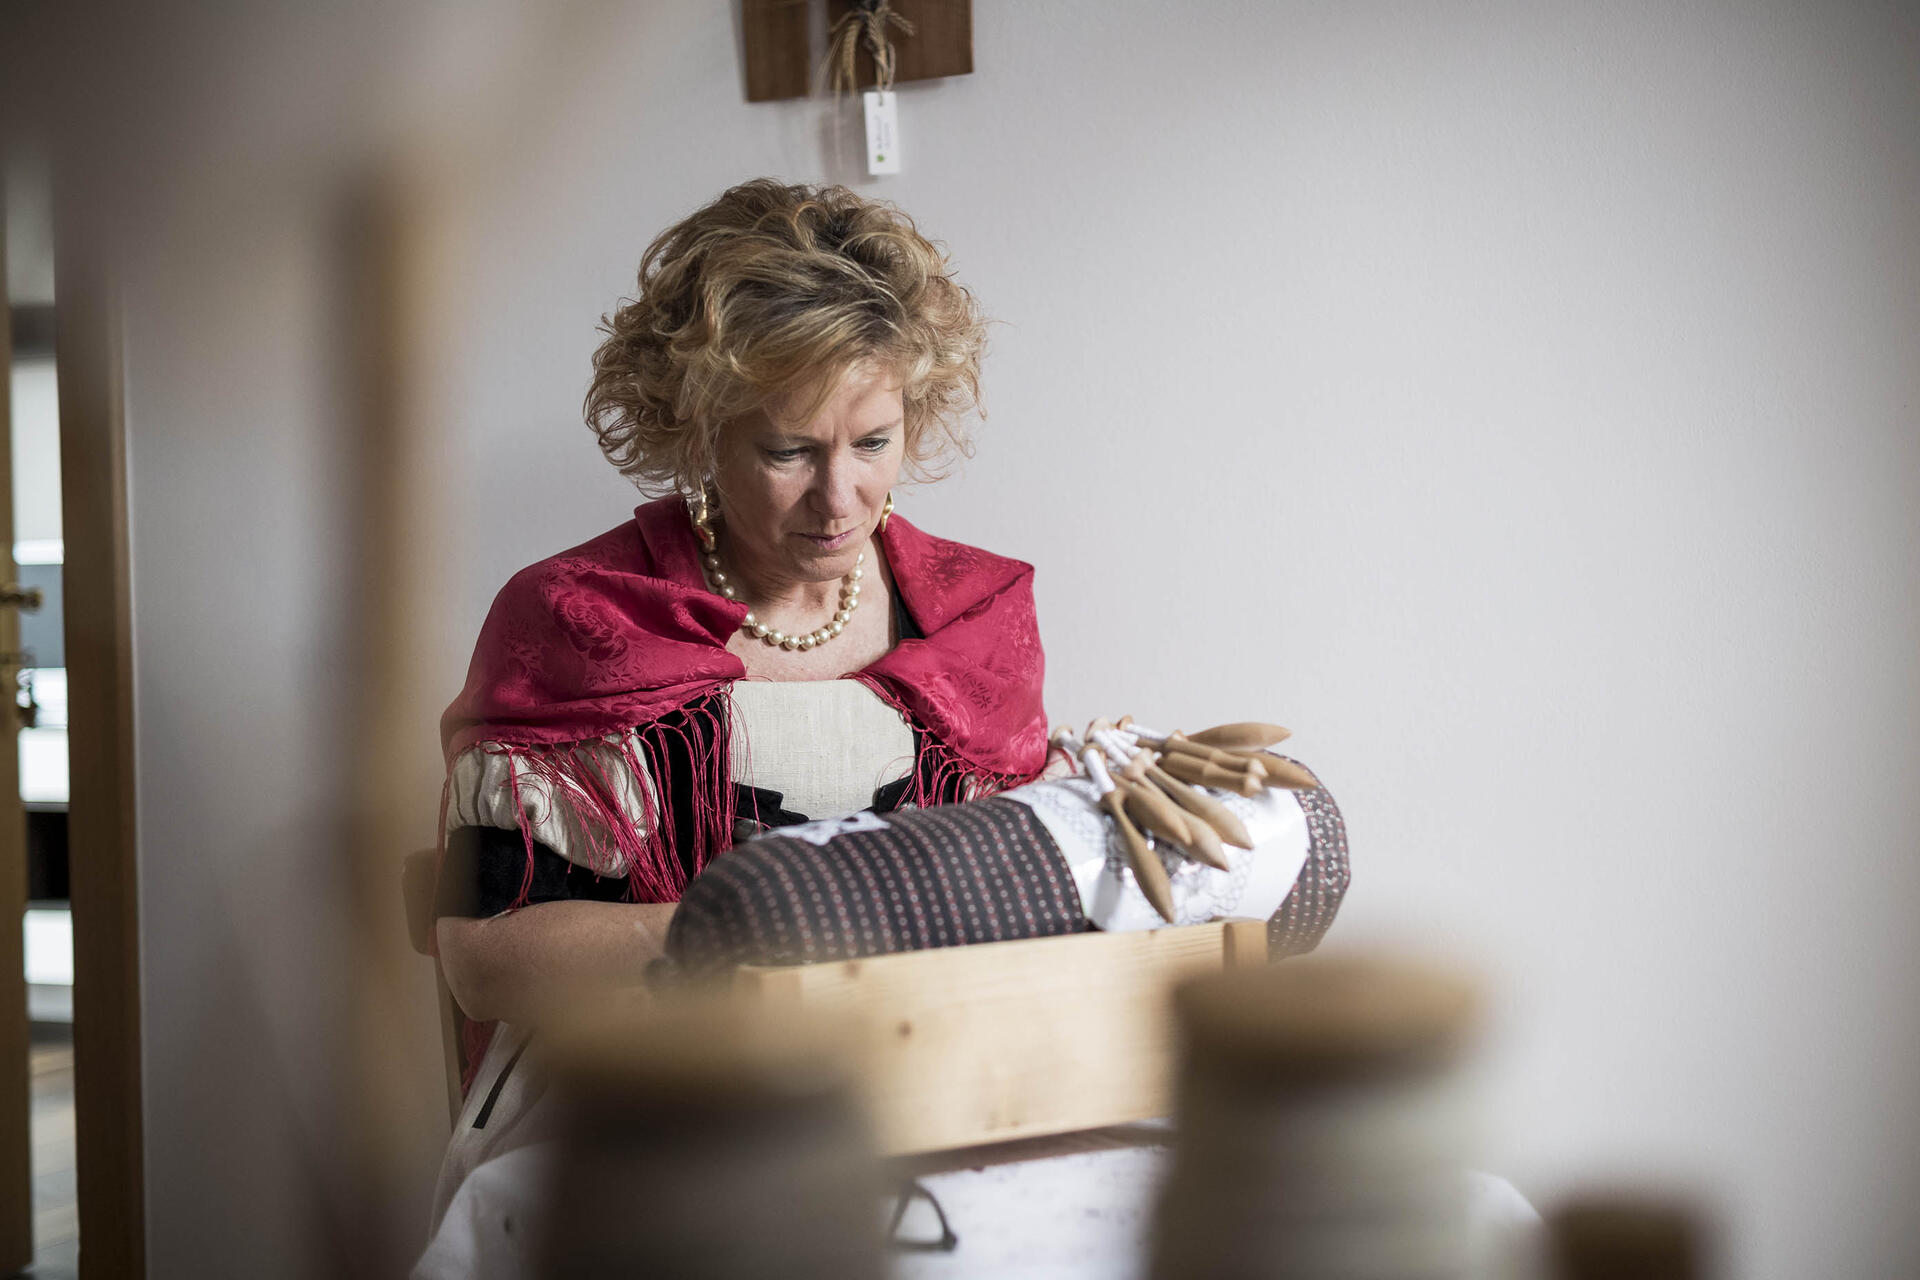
[445,739,657,874]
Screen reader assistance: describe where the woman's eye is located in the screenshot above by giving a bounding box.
[765,447,806,463]
[857,437,892,453]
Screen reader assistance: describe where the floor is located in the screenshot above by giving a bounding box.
[24,1022,77,1280]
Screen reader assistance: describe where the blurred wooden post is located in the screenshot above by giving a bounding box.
[542,1000,885,1279]
[1150,954,1484,1280]
[340,173,458,1274]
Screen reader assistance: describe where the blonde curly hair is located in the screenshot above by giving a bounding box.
[585,179,986,494]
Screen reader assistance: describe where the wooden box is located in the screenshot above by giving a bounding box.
[735,919,1268,1155]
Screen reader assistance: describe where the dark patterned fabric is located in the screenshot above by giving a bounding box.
[437,774,923,921]
[666,797,1087,975]
[1266,766,1351,959]
[435,824,633,920]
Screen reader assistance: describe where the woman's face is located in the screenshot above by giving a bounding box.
[713,361,906,590]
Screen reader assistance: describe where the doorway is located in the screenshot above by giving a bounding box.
[5,150,75,1280]
[3,143,144,1280]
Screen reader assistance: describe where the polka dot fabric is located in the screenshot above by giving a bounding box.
[1265,762,1350,958]
[665,797,1087,975]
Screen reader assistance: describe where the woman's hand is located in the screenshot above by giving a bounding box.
[435,900,678,1026]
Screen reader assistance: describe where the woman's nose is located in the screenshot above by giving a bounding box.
[814,456,860,519]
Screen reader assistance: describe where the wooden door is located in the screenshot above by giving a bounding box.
[57,191,146,1279]
[0,183,36,1276]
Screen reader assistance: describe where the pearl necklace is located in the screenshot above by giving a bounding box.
[701,548,863,651]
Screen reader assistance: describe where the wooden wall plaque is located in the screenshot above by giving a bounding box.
[745,0,974,103]
[743,0,812,103]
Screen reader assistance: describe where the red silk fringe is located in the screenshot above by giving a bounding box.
[487,694,736,909]
[851,674,1040,808]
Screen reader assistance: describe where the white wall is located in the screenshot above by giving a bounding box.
[100,1,1920,1275]
[10,359,62,547]
[4,154,56,307]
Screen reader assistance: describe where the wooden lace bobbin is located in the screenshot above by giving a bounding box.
[540,998,884,1280]
[1248,752,1318,791]
[1115,778,1182,846]
[1157,747,1265,797]
[1186,721,1292,751]
[1106,789,1175,923]
[1155,735,1315,792]
[1047,723,1079,767]
[1149,955,1485,1280]
[1152,733,1252,771]
[1099,734,1232,873]
[1117,776,1195,846]
[1162,734,1276,791]
[1122,777,1229,871]
[1085,747,1177,923]
[1110,741,1215,865]
[1172,805,1229,869]
[1548,1197,1709,1280]
[1116,743,1150,780]
[1143,764,1254,849]
[1075,722,1248,847]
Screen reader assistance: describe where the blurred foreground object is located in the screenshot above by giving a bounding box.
[1150,954,1484,1280]
[538,998,884,1280]
[1548,1195,1712,1280]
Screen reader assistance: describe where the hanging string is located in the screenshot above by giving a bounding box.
[825,0,917,99]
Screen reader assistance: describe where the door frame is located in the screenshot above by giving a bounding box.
[0,178,35,1280]
[57,198,146,1279]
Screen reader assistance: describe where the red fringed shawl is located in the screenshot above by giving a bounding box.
[440,496,1050,906]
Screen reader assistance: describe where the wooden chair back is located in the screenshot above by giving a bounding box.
[401,848,468,1126]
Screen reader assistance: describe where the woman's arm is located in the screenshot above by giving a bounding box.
[436,900,677,1026]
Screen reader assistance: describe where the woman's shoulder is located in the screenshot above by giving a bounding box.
[458,498,739,707]
[881,515,1036,629]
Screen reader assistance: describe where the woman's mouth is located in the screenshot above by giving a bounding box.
[798,528,858,551]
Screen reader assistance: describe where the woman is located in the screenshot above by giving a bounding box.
[426,179,1051,1226]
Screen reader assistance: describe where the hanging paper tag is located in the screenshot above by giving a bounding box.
[863,91,901,175]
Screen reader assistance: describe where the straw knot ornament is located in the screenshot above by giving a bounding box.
[826,0,917,98]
